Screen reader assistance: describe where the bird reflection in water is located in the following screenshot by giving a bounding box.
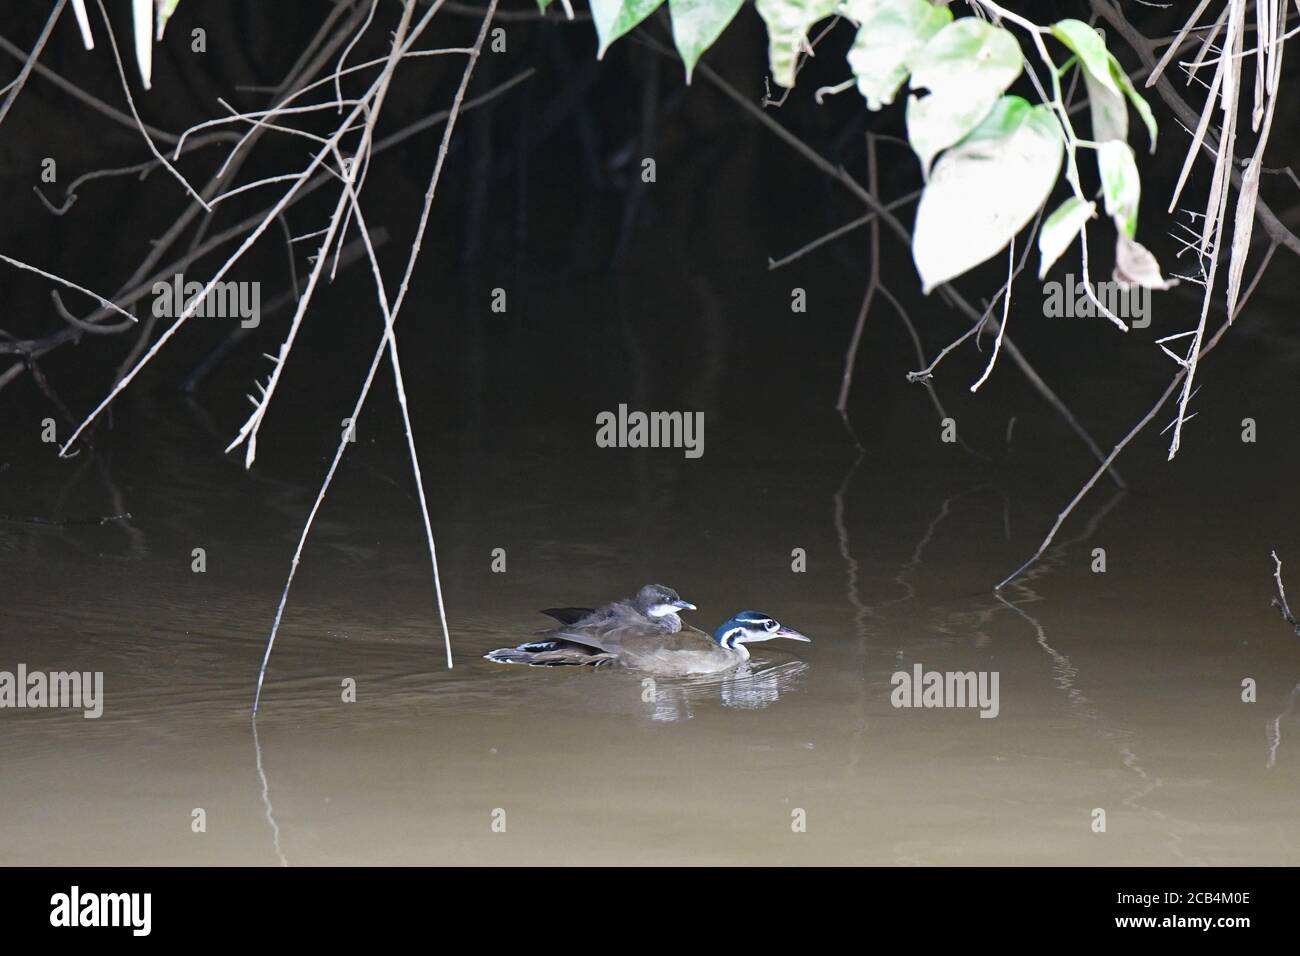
[642,659,811,722]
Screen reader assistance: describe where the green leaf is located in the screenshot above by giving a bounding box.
[1097,140,1140,238]
[1053,22,1149,238]
[1111,61,1157,151]
[537,0,554,10]
[912,96,1063,293]
[1051,18,1126,145]
[844,0,952,111]
[1037,196,1096,278]
[158,0,183,40]
[1052,18,1156,152]
[1081,66,1128,144]
[591,0,666,58]
[905,18,1023,173]
[1050,20,1120,97]
[755,0,839,89]
[669,0,745,83]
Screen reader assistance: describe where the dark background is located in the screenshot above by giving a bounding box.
[2,2,1300,872]
[0,0,1297,585]
[3,0,1295,444]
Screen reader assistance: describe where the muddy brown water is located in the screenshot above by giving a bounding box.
[2,239,1299,866]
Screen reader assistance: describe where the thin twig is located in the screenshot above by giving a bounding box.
[1,67,531,374]
[0,0,67,129]
[835,133,880,419]
[970,238,1014,393]
[253,0,497,715]
[228,1,452,466]
[997,240,1279,589]
[0,29,176,141]
[1270,551,1300,636]
[685,54,1123,487]
[58,1,447,457]
[92,0,210,211]
[0,253,136,325]
[1093,0,1300,259]
[768,190,921,271]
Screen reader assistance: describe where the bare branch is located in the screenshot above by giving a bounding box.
[0,0,67,129]
[92,0,210,211]
[998,240,1279,589]
[1271,551,1300,636]
[253,0,497,715]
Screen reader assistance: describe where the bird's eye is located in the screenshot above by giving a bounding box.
[764,619,779,631]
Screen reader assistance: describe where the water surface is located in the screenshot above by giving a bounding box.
[2,215,1298,867]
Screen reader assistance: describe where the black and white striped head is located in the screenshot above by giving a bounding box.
[713,611,811,650]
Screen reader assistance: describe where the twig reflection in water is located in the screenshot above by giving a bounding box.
[1266,682,1300,769]
[1264,552,1300,769]
[252,719,288,867]
[988,490,1206,863]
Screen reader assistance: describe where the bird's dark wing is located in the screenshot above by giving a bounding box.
[528,599,659,654]
[539,607,595,625]
[548,617,702,655]
[544,624,619,654]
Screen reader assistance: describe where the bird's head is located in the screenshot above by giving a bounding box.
[634,584,696,620]
[713,611,811,650]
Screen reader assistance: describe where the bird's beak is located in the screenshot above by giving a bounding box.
[775,626,810,642]
[673,600,697,611]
